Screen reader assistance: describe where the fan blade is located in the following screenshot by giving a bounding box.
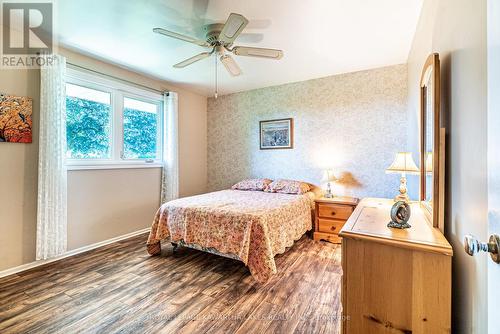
[219,13,249,45]
[220,54,241,76]
[236,33,264,43]
[174,52,211,68]
[153,28,210,48]
[232,46,283,59]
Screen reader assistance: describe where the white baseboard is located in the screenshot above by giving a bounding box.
[0,228,150,279]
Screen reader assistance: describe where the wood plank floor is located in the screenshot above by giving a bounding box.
[0,233,342,334]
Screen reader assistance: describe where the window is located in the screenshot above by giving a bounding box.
[123,97,159,160]
[65,68,163,169]
[66,84,112,159]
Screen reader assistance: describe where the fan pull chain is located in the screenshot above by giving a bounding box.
[214,53,218,99]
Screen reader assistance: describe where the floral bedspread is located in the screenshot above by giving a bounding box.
[147,189,314,283]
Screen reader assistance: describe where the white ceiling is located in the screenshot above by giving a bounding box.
[57,0,423,96]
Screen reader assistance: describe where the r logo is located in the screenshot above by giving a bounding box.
[2,2,53,55]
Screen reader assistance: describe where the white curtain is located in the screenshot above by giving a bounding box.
[160,91,179,203]
[36,55,67,260]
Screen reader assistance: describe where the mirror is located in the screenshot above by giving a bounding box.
[420,53,444,231]
[424,71,434,208]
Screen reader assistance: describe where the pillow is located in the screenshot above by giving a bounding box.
[265,179,311,195]
[231,178,273,191]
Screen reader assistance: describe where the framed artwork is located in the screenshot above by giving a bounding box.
[259,118,293,150]
[0,94,33,143]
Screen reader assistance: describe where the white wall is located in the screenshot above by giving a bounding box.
[67,168,162,250]
[0,48,208,270]
[208,65,408,199]
[487,0,500,331]
[407,0,488,332]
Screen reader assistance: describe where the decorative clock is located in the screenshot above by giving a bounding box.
[387,201,411,229]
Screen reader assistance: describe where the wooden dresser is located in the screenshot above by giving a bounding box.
[313,197,359,243]
[339,198,452,334]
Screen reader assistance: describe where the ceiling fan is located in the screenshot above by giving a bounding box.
[153,13,284,97]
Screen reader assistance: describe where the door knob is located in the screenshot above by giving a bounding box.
[464,234,500,263]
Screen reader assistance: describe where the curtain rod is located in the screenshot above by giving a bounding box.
[66,62,167,95]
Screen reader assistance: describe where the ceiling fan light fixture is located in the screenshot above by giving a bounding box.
[153,12,283,96]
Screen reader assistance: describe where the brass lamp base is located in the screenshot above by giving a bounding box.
[394,193,410,203]
[394,175,410,203]
[325,182,334,198]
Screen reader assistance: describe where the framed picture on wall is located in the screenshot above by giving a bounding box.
[0,94,33,143]
[259,118,293,150]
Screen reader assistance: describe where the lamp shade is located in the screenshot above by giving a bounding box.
[425,152,433,172]
[322,169,338,182]
[386,152,420,174]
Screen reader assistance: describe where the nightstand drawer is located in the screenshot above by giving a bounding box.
[317,203,354,220]
[318,219,345,233]
[314,232,342,244]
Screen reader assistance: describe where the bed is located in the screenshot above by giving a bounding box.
[147,189,315,283]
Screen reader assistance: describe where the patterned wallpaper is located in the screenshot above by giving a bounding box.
[207,64,409,199]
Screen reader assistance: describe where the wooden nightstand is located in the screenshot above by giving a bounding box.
[313,196,359,243]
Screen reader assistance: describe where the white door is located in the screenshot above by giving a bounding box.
[487,0,500,332]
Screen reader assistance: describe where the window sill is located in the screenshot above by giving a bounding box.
[66,163,163,171]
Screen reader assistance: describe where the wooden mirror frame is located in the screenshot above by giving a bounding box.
[419,53,444,231]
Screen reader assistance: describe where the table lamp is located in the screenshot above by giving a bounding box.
[323,169,338,198]
[386,152,420,202]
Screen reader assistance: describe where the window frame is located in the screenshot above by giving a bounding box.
[65,68,164,170]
